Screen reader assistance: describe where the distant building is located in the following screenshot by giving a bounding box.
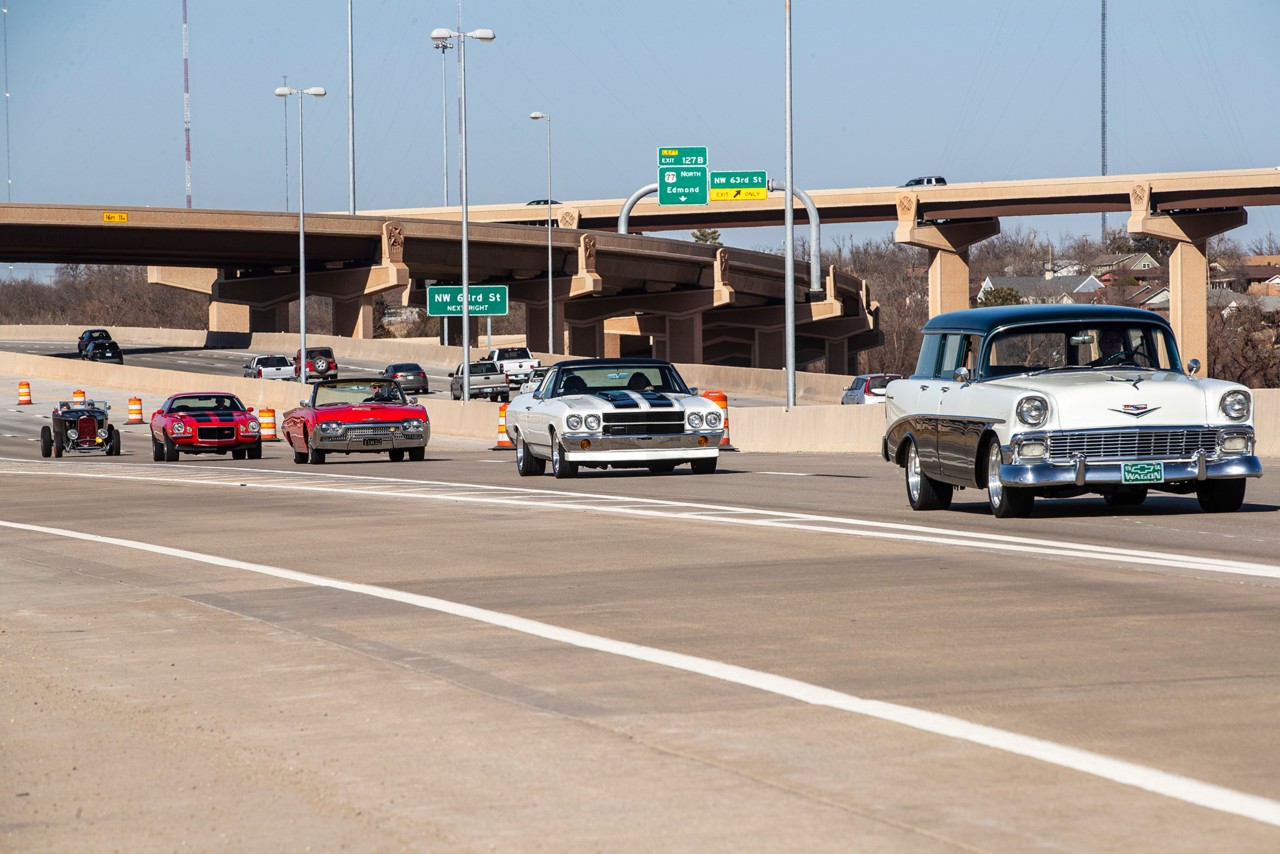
[976,275,1104,304]
[1089,252,1160,276]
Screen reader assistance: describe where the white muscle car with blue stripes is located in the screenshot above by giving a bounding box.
[505,358,724,478]
[883,304,1261,518]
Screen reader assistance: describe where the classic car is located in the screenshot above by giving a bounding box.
[294,346,339,381]
[505,358,723,478]
[150,392,262,461]
[40,399,120,457]
[450,361,509,401]
[82,339,124,364]
[883,304,1262,517]
[518,366,550,394]
[841,373,901,405]
[281,377,430,464]
[76,328,112,355]
[380,362,430,395]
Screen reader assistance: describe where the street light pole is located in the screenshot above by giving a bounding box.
[782,0,796,409]
[430,25,495,401]
[530,111,554,353]
[433,39,452,347]
[275,85,327,388]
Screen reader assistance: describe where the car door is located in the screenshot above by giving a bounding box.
[510,367,557,455]
[936,334,985,484]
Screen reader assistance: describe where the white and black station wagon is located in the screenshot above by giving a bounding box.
[883,304,1261,517]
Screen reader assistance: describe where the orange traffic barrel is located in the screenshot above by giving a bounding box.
[492,401,514,450]
[72,389,86,405]
[126,397,143,424]
[258,408,278,441]
[17,381,32,405]
[701,390,736,451]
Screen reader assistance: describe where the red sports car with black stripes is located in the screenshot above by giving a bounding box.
[149,392,262,461]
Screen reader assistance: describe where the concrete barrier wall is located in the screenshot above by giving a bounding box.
[3,327,1277,457]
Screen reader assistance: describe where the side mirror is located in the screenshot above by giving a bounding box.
[246,406,254,413]
[448,372,455,378]
[688,387,699,396]
[299,399,308,407]
[953,367,970,384]
[1187,358,1201,376]
[408,397,418,404]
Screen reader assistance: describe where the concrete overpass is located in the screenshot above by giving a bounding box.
[0,204,878,373]
[376,166,1280,365]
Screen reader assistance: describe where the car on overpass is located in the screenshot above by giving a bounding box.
[883,304,1261,517]
[901,175,946,187]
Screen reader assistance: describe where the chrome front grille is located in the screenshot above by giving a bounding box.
[1045,428,1220,462]
[602,411,685,436]
[346,424,397,437]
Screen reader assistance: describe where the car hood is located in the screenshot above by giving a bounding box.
[313,403,427,420]
[984,369,1249,429]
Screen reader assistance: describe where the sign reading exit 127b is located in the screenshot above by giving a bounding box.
[657,146,707,166]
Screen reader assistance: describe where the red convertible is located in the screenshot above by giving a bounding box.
[150,392,263,461]
[281,377,430,464]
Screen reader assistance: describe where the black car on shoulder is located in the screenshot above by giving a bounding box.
[82,339,124,364]
[77,328,113,355]
[40,399,121,458]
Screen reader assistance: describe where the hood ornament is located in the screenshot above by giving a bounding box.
[1109,403,1160,418]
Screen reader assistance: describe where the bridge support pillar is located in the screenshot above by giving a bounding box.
[659,314,703,364]
[567,322,604,357]
[1127,186,1247,368]
[250,303,290,333]
[894,193,1000,316]
[755,329,785,369]
[208,282,250,333]
[332,294,375,339]
[826,337,851,375]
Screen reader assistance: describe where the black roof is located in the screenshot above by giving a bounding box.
[923,304,1172,335]
[550,357,675,369]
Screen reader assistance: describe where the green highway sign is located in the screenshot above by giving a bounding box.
[709,170,768,202]
[657,146,708,167]
[658,166,708,206]
[426,284,509,317]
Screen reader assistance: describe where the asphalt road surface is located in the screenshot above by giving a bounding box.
[3,375,1280,851]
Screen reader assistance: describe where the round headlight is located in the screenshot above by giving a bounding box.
[565,414,583,430]
[1221,390,1250,421]
[319,420,343,435]
[246,420,260,432]
[402,418,424,432]
[171,421,185,434]
[584,414,602,431]
[705,411,722,429]
[66,428,79,439]
[1016,396,1048,427]
[97,428,109,439]
[687,411,705,429]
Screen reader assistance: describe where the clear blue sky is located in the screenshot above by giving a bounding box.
[4,0,1279,277]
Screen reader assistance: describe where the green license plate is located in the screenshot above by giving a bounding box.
[1122,462,1164,484]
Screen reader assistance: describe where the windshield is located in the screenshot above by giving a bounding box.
[168,394,245,413]
[982,322,1180,378]
[550,364,689,397]
[313,380,406,406]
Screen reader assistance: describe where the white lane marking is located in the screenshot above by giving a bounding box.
[759,471,815,476]
[2,458,1278,580]
[3,516,1278,828]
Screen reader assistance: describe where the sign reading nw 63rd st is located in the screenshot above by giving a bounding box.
[426,285,509,317]
[709,170,768,202]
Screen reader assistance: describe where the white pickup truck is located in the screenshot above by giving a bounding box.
[243,354,294,380]
[484,347,541,388]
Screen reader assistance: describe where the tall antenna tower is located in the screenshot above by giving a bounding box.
[1100,0,1108,242]
[182,0,192,208]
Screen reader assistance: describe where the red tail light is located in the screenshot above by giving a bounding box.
[256,367,263,378]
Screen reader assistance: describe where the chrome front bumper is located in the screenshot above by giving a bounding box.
[998,447,1262,487]
[313,427,430,452]
[561,430,722,462]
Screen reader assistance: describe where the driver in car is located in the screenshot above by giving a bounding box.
[365,382,398,403]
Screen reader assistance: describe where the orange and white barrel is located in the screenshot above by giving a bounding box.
[258,408,277,441]
[126,397,143,424]
[492,402,514,450]
[17,381,32,405]
[73,389,86,405]
[701,390,735,450]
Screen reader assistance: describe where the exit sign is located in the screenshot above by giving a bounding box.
[426,285,509,317]
[657,146,707,167]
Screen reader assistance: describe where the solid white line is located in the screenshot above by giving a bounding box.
[3,459,1278,580]
[758,471,815,476]
[3,516,1279,828]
